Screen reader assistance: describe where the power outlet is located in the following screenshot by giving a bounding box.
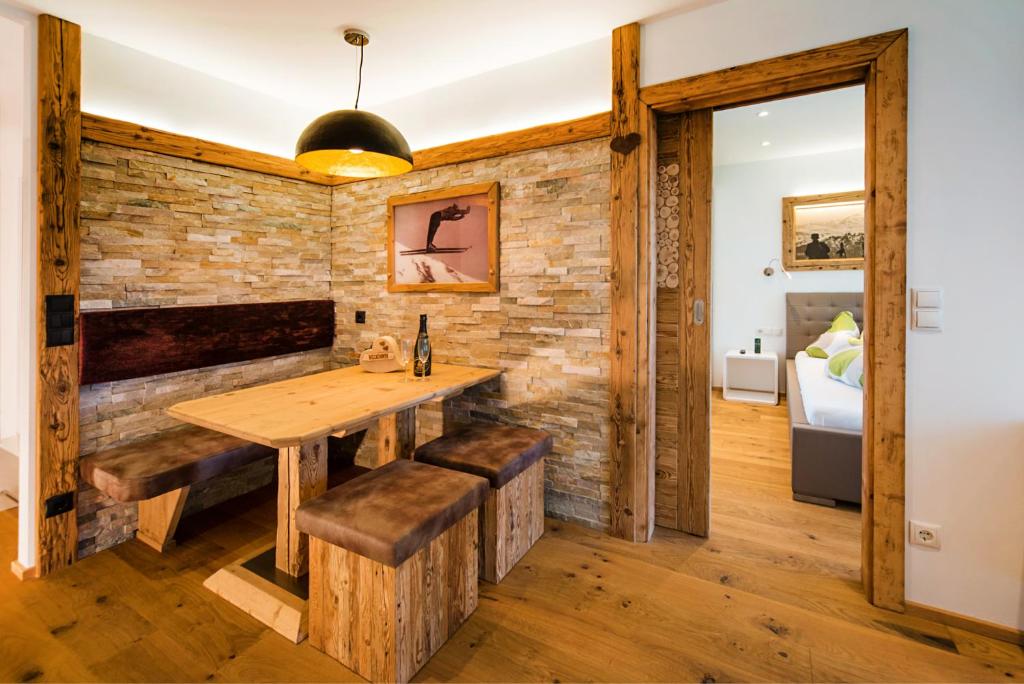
[909,520,941,550]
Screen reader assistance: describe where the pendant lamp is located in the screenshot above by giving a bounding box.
[295,30,413,178]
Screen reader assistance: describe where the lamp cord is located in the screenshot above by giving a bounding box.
[354,41,364,110]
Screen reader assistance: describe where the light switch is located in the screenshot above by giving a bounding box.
[914,309,942,331]
[913,288,942,309]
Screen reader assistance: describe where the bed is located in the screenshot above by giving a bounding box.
[785,292,863,506]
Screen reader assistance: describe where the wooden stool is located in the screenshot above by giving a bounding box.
[414,423,551,583]
[296,459,488,683]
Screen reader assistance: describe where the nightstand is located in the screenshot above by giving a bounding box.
[723,350,778,405]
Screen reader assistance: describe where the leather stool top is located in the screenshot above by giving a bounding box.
[296,459,488,567]
[414,424,551,488]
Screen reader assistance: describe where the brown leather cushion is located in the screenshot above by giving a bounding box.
[80,424,275,502]
[295,459,488,567]
[413,423,552,488]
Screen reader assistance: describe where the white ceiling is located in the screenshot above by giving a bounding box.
[713,85,865,166]
[12,0,709,111]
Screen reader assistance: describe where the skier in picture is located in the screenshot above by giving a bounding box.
[836,240,847,258]
[804,232,830,260]
[425,203,470,252]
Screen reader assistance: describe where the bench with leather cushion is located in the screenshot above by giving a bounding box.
[80,424,275,551]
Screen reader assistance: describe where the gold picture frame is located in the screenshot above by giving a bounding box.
[387,181,499,293]
[782,190,865,271]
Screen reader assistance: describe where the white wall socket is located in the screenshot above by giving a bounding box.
[909,520,942,549]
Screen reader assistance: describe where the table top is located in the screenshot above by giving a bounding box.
[167,363,501,448]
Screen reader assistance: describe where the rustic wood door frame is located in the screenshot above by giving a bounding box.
[619,30,908,610]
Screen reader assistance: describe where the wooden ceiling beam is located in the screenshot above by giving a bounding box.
[81,113,339,184]
[393,112,610,181]
[82,111,611,187]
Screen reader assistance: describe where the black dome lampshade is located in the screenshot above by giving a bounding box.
[296,109,412,178]
[295,29,413,179]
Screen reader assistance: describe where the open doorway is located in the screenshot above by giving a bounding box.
[655,86,868,582]
[712,86,866,579]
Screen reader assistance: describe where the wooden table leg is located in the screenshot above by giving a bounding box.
[276,436,327,577]
[376,406,416,466]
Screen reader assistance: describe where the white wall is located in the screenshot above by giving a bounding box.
[82,34,322,159]
[373,37,610,150]
[711,148,864,389]
[646,0,1024,631]
[0,1,38,571]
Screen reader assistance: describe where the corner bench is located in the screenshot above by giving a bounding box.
[80,424,275,552]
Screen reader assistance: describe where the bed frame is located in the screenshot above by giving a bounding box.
[785,292,863,506]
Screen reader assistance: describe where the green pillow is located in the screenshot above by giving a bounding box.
[828,347,865,388]
[806,311,861,358]
[828,310,859,334]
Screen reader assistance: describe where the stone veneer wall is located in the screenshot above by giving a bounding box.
[330,139,612,528]
[77,141,332,556]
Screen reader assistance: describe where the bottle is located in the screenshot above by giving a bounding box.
[414,314,432,377]
[754,337,762,354]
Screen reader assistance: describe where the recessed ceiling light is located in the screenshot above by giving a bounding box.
[758,111,770,118]
[761,140,772,147]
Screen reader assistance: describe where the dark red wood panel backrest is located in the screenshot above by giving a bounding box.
[80,300,334,385]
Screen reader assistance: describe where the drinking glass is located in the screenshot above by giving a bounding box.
[401,339,413,382]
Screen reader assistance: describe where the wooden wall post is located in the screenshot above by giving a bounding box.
[35,14,81,576]
[609,23,655,542]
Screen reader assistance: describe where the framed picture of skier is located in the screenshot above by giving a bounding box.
[387,181,499,292]
[782,190,865,271]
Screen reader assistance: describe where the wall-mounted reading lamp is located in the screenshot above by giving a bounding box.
[763,258,792,279]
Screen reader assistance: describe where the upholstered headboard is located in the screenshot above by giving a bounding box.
[785,292,864,358]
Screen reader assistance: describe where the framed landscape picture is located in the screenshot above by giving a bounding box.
[782,190,865,271]
[387,181,499,292]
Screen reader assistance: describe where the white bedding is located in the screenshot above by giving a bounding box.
[794,351,863,431]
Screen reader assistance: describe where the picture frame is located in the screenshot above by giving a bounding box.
[782,190,865,271]
[387,181,499,293]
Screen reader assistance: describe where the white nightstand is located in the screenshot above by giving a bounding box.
[723,350,778,405]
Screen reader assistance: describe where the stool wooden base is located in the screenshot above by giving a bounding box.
[308,511,478,683]
[481,459,545,583]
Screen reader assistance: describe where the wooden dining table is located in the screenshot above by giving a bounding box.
[167,362,500,642]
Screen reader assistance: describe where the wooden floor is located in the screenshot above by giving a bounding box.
[1,396,1021,682]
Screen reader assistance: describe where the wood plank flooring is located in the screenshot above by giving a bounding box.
[1,396,1021,682]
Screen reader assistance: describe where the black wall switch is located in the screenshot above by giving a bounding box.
[355,310,366,324]
[45,491,74,518]
[45,294,75,347]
